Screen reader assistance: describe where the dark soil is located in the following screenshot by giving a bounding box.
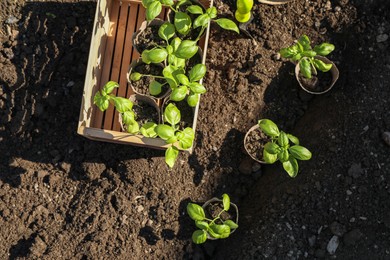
[133,20,167,54]
[244,126,271,162]
[299,70,333,93]
[186,49,203,72]
[1,0,390,259]
[206,202,235,222]
[130,62,169,98]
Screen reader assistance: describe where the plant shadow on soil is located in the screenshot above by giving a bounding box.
[0,2,170,188]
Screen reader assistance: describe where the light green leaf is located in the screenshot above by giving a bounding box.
[187,93,199,107]
[155,124,175,140]
[313,43,335,56]
[299,59,312,79]
[164,103,181,126]
[279,45,298,59]
[187,5,204,14]
[158,22,175,42]
[187,203,205,221]
[188,82,206,94]
[222,193,230,211]
[142,48,168,64]
[287,134,300,145]
[113,97,133,113]
[165,145,179,168]
[177,127,194,149]
[209,224,231,238]
[170,86,188,101]
[175,40,198,59]
[258,119,280,137]
[102,81,119,94]
[206,6,217,19]
[298,35,311,51]
[193,13,210,29]
[93,91,110,112]
[282,157,299,178]
[160,0,174,5]
[195,220,209,230]
[176,74,190,86]
[224,220,238,229]
[149,80,163,96]
[126,120,140,134]
[145,1,162,21]
[313,59,333,72]
[189,64,207,82]
[174,12,191,35]
[278,131,289,147]
[289,145,312,160]
[122,110,136,126]
[215,18,239,34]
[263,149,278,163]
[130,72,142,81]
[192,230,207,244]
[278,148,289,163]
[264,142,281,154]
[140,122,158,137]
[302,50,317,58]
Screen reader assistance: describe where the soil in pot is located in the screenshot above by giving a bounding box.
[134,23,167,54]
[245,127,271,161]
[132,100,159,126]
[130,63,169,98]
[298,71,333,93]
[163,99,194,129]
[205,202,236,222]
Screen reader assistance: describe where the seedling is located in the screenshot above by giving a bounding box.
[235,0,253,23]
[258,119,312,177]
[279,35,335,79]
[94,81,140,134]
[155,103,195,168]
[187,194,239,244]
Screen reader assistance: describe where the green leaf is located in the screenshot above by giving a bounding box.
[313,58,333,72]
[103,81,119,94]
[93,91,110,112]
[206,6,217,19]
[189,64,207,82]
[149,80,163,96]
[170,86,188,101]
[142,0,156,8]
[158,22,175,42]
[113,97,133,113]
[224,220,238,229]
[258,119,280,137]
[174,12,192,35]
[278,131,289,147]
[187,203,205,221]
[163,65,184,88]
[264,142,280,154]
[176,0,190,8]
[187,5,204,14]
[292,53,303,61]
[160,0,174,5]
[187,93,199,107]
[236,0,253,14]
[280,45,299,59]
[313,43,335,56]
[145,1,162,21]
[302,50,317,58]
[287,134,300,145]
[222,194,230,211]
[193,13,210,29]
[176,74,190,86]
[170,37,181,52]
[195,220,209,230]
[126,120,140,134]
[122,110,136,125]
[299,59,312,79]
[177,127,194,149]
[130,72,142,81]
[175,40,198,59]
[210,224,231,238]
[215,18,239,34]
[142,48,168,64]
[192,230,207,244]
[165,145,179,168]
[155,124,175,140]
[277,148,289,163]
[188,82,206,94]
[298,35,311,51]
[164,103,181,126]
[282,157,299,178]
[140,122,158,137]
[289,145,312,160]
[263,149,278,163]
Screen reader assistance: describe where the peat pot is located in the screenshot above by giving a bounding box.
[202,197,239,240]
[295,55,339,95]
[132,18,166,55]
[244,124,272,164]
[258,0,294,4]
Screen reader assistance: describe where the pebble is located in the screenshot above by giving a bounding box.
[60,162,71,173]
[343,229,363,246]
[308,235,316,247]
[326,235,339,255]
[330,221,346,236]
[66,81,75,87]
[348,163,363,179]
[382,132,390,146]
[136,205,144,213]
[5,16,18,24]
[272,53,281,61]
[376,34,389,43]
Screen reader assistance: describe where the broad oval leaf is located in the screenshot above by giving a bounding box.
[176,74,190,86]
[122,110,136,125]
[236,0,253,14]
[264,142,280,154]
[158,22,175,42]
[93,91,110,112]
[224,219,238,229]
[174,12,191,35]
[302,50,316,58]
[299,58,312,79]
[278,131,289,147]
[192,230,207,244]
[188,82,206,94]
[280,45,298,59]
[287,134,300,145]
[178,127,194,149]
[289,145,312,160]
[142,0,155,8]
[165,145,179,168]
[187,203,205,221]
[193,13,210,29]
[187,93,199,107]
[160,0,174,5]
[313,43,335,56]
[155,124,175,140]
[215,18,239,34]
[189,64,207,82]
[113,97,133,113]
[235,10,251,23]
[277,148,289,163]
[149,80,163,96]
[164,103,181,126]
[145,1,162,21]
[313,58,332,72]
[195,220,209,230]
[140,122,158,137]
[187,5,204,14]
[103,81,119,94]
[282,157,299,178]
[258,119,280,137]
[210,224,231,238]
[175,40,198,59]
[222,193,230,211]
[130,72,142,81]
[263,149,278,164]
[298,35,311,51]
[126,120,140,134]
[170,86,188,101]
[142,48,168,64]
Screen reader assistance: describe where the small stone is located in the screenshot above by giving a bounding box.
[308,235,316,247]
[37,170,48,179]
[60,162,71,173]
[346,190,353,195]
[334,6,341,12]
[66,81,75,87]
[239,157,253,175]
[272,53,281,61]
[348,163,363,179]
[343,229,363,246]
[330,222,346,236]
[327,235,339,255]
[5,16,19,24]
[382,132,390,146]
[29,236,47,257]
[136,205,144,213]
[376,34,389,43]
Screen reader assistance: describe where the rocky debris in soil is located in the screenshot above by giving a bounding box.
[82,162,106,180]
[382,132,390,146]
[343,229,363,246]
[327,235,339,255]
[330,221,346,236]
[28,235,47,257]
[376,34,388,43]
[348,163,363,179]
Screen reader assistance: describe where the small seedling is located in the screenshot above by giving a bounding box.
[258,119,312,177]
[279,35,335,79]
[235,0,253,23]
[187,194,238,244]
[155,103,195,168]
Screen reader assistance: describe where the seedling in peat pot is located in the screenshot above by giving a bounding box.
[279,35,335,79]
[259,119,312,177]
[187,194,239,244]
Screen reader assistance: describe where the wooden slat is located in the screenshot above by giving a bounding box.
[112,2,138,131]
[91,0,120,128]
[103,2,129,130]
[131,5,146,60]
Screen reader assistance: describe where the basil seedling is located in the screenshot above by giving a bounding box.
[279,35,335,79]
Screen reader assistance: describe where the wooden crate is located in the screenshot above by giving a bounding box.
[77,0,211,153]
